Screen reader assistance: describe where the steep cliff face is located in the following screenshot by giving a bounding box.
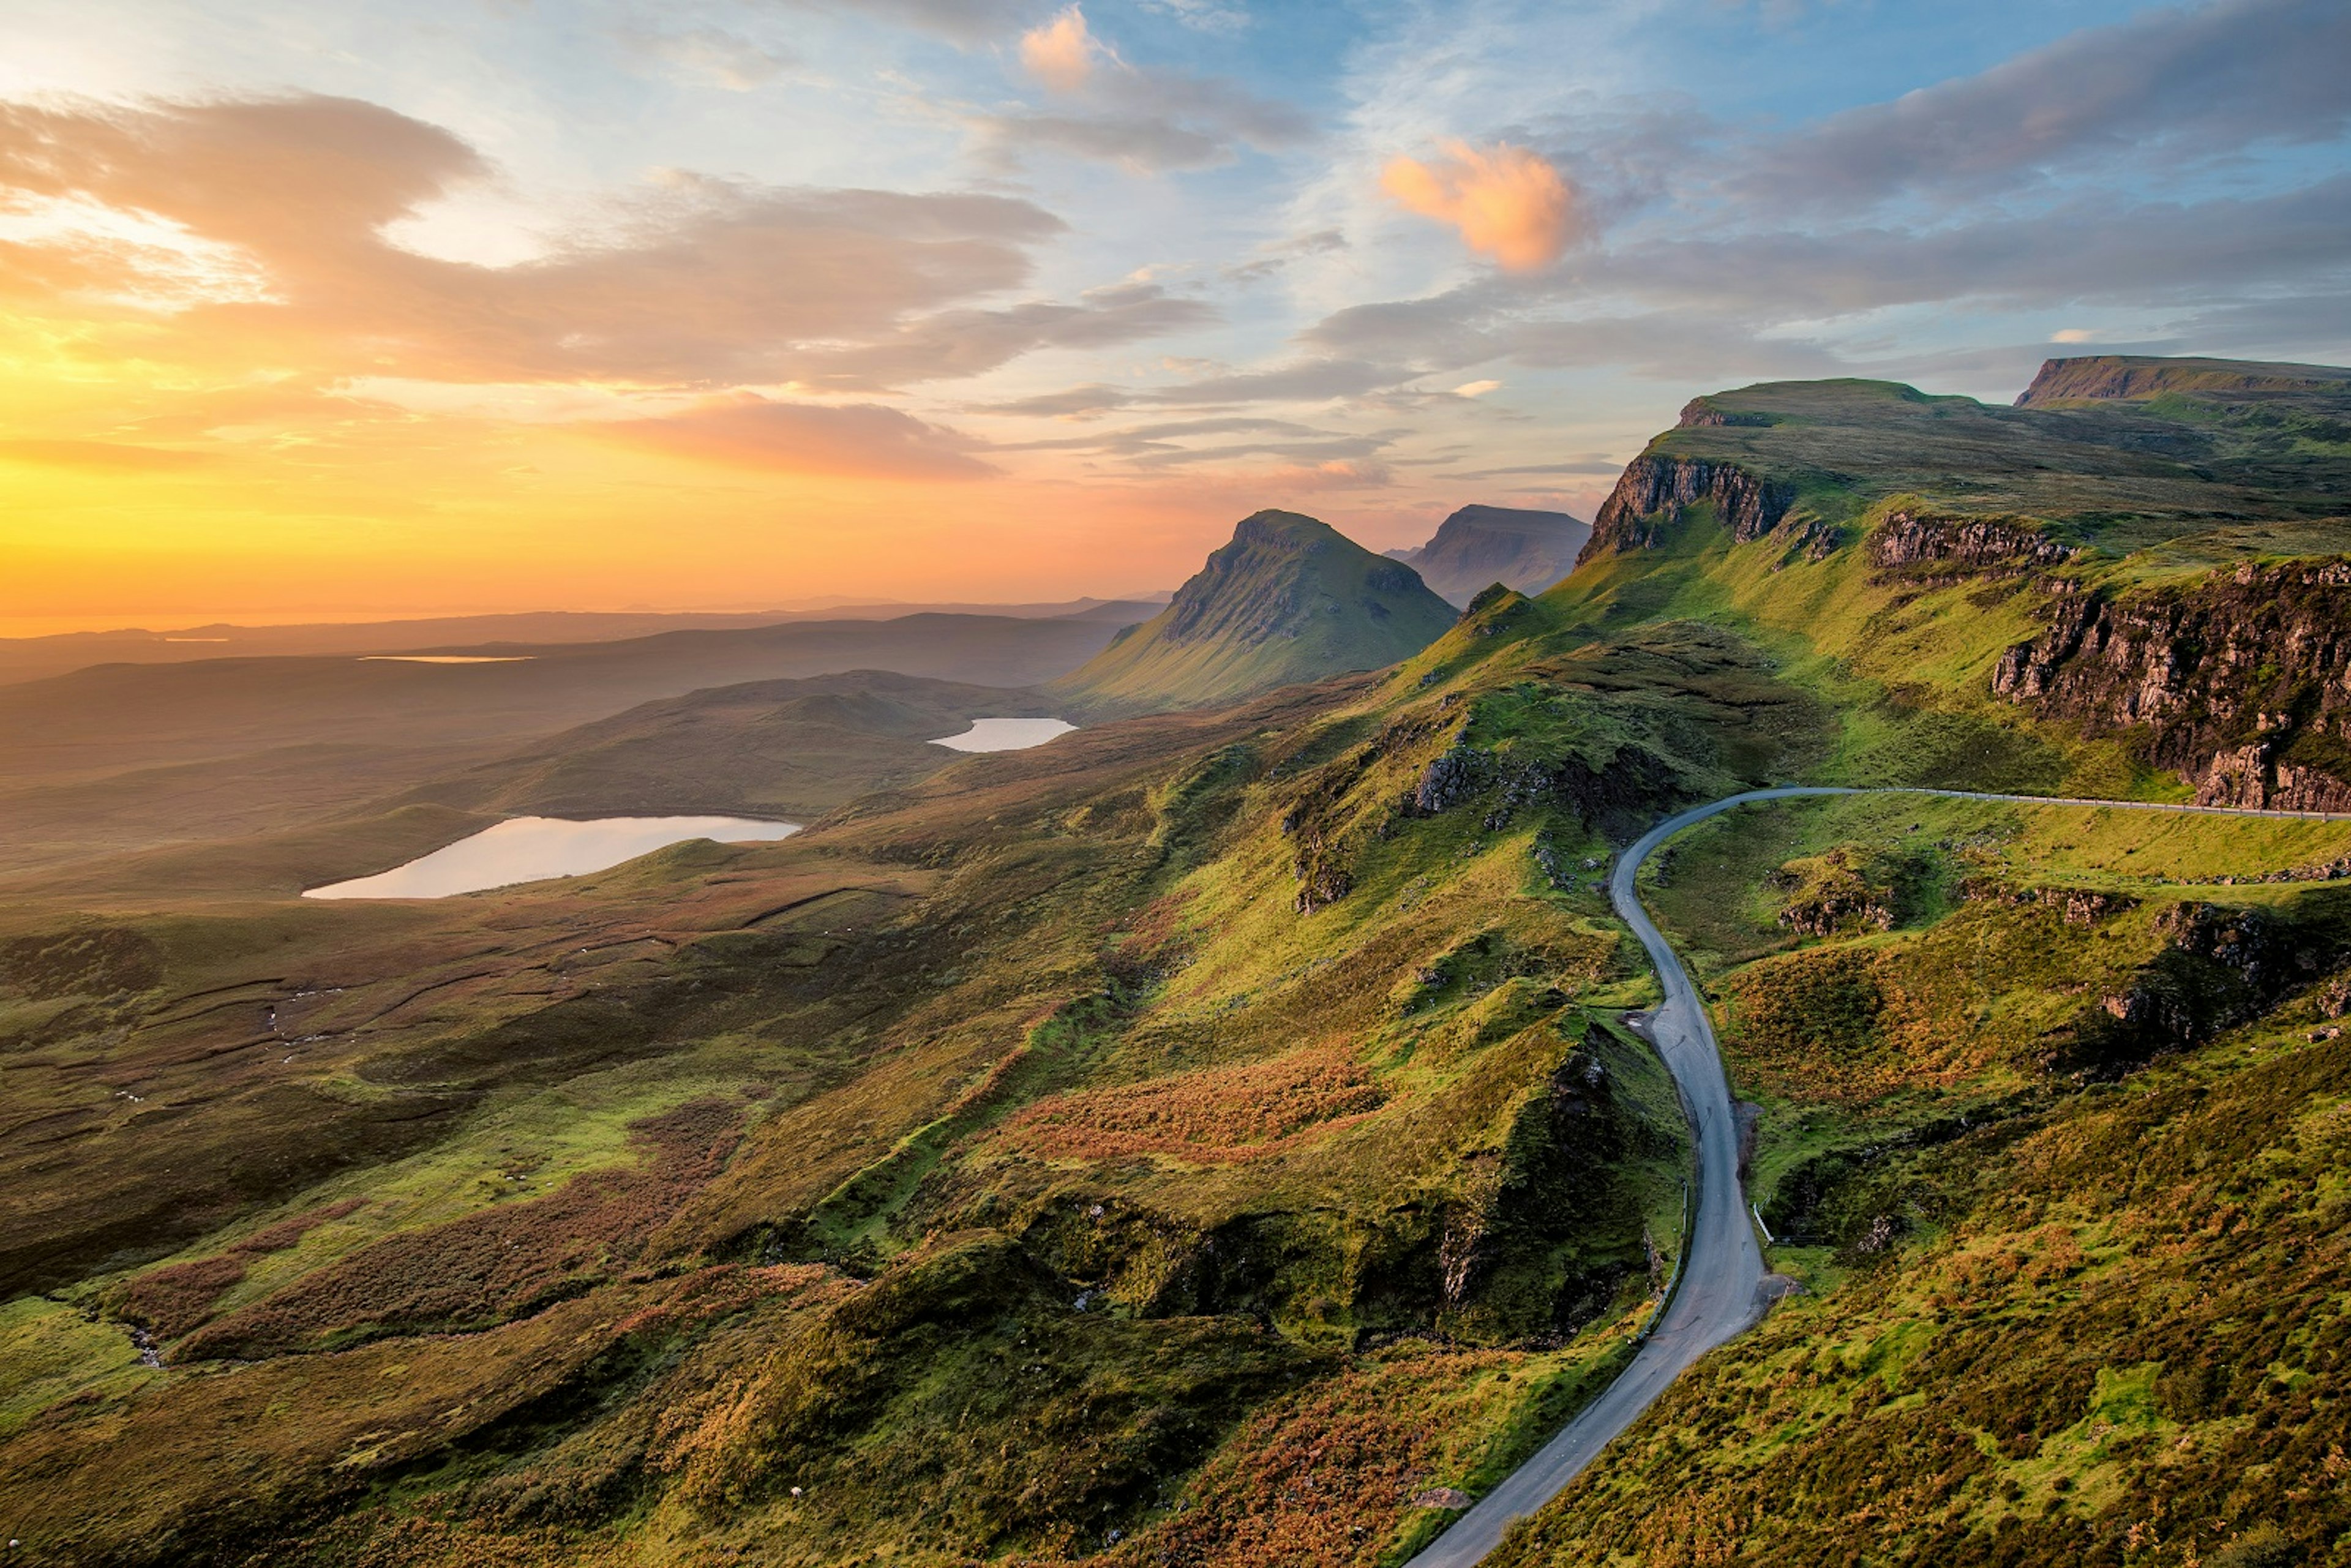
[1576,454,1794,564]
[1865,509,2079,579]
[1991,559,2351,810]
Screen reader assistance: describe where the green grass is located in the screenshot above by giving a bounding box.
[6,362,2350,1567]
[1059,511,1459,715]
[1485,794,2351,1567]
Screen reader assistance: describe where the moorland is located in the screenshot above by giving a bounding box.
[2,354,2349,1568]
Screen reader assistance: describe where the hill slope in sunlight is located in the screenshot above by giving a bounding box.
[1057,509,1458,715]
[6,358,2351,1568]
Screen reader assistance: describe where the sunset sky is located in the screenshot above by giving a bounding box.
[3,0,2346,631]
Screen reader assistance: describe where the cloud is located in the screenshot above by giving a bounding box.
[1138,0,1250,33]
[1286,170,2351,393]
[770,0,1045,47]
[973,43,1310,173]
[975,383,1136,418]
[1446,457,1624,479]
[598,396,998,479]
[1005,413,1396,468]
[1381,141,1583,272]
[0,437,214,471]
[800,282,1217,389]
[638,29,796,92]
[1146,358,1395,405]
[0,94,1210,393]
[1021,6,1098,91]
[1451,379,1500,397]
[1221,227,1346,284]
[1734,0,2351,212]
[1581,177,2351,319]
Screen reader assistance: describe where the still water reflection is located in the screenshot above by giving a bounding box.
[304,815,800,899]
[929,718,1077,752]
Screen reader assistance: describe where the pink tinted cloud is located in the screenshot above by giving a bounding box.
[1381,141,1582,272]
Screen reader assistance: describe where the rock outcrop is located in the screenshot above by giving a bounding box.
[1676,396,1775,429]
[1991,558,2351,811]
[1577,454,1794,564]
[1867,509,2077,579]
[2057,898,2344,1075]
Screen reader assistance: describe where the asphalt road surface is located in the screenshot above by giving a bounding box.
[1405,783,2351,1567]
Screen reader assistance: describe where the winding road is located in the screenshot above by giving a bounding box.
[1406,784,2351,1568]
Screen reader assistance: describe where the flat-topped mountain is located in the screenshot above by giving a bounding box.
[2014,353,2351,406]
[1057,509,1457,713]
[1385,503,1590,606]
[1567,354,2351,813]
[1583,359,2351,568]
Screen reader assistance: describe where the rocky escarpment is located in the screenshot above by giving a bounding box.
[1576,454,1794,564]
[1675,396,1775,429]
[1991,558,2351,811]
[1867,509,2079,582]
[2055,899,2349,1076]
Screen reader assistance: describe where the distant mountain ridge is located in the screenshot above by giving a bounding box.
[1057,509,1457,713]
[0,599,1166,688]
[2015,353,2351,406]
[1386,503,1591,604]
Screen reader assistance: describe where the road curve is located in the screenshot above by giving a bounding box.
[1404,783,2351,1568]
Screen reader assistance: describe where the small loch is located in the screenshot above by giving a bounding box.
[304,815,801,899]
[929,718,1077,752]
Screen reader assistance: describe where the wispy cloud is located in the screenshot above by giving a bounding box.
[975,12,1310,173]
[1731,0,2351,212]
[634,28,797,92]
[0,94,1212,393]
[599,395,998,479]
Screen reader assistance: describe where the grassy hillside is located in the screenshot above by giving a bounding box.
[0,612,1128,879]
[0,645,1764,1565]
[4,357,2350,1567]
[1490,791,2351,1567]
[401,669,1064,823]
[1555,363,2351,811]
[1059,510,1459,715]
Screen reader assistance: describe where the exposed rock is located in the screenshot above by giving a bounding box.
[2055,898,2342,1076]
[1779,517,1843,566]
[1577,454,1795,564]
[1960,880,2137,927]
[1768,850,1914,936]
[2316,973,2351,1019]
[1990,558,2351,811]
[1413,745,1488,814]
[1867,509,2077,580]
[1676,396,1775,429]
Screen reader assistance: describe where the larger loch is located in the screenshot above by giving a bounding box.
[304,814,801,899]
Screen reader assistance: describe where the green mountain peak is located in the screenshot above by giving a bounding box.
[1057,508,1457,713]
